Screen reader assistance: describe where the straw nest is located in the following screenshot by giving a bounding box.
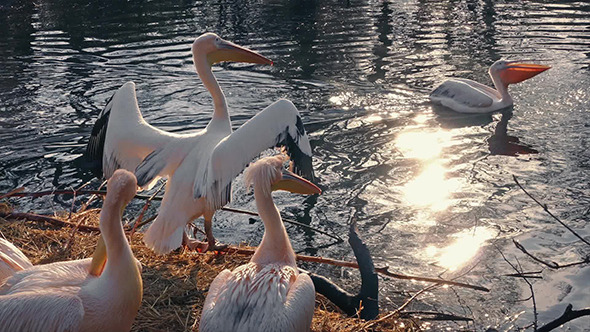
[0,202,415,331]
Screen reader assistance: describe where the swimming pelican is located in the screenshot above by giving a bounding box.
[199,155,320,332]
[430,60,550,113]
[0,169,143,331]
[83,33,314,254]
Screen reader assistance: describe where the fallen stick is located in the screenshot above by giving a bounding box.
[0,211,100,232]
[1,189,343,242]
[221,246,489,292]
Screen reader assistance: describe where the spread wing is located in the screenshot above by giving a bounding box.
[430,79,495,108]
[193,99,314,209]
[83,81,178,181]
[0,292,84,332]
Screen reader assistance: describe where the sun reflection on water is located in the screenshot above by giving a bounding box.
[396,130,454,160]
[428,227,497,271]
[402,162,460,211]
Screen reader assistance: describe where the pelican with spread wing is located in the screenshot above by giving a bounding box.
[430,60,550,114]
[84,33,315,254]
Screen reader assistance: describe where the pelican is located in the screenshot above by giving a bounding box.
[0,169,143,331]
[83,33,314,254]
[199,155,320,332]
[430,60,550,113]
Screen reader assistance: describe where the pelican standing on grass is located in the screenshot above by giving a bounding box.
[0,169,142,331]
[430,60,550,113]
[84,33,314,254]
[199,155,320,332]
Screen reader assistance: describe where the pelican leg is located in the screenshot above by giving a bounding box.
[204,212,228,252]
[181,231,209,252]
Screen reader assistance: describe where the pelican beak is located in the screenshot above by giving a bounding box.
[89,236,107,276]
[208,39,273,66]
[500,62,551,84]
[271,169,321,195]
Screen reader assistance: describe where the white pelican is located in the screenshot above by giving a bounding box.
[0,169,143,331]
[84,33,314,254]
[430,60,550,113]
[199,155,320,332]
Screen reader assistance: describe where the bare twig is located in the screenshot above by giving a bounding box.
[0,211,100,232]
[362,284,438,329]
[513,239,590,269]
[221,206,343,242]
[400,311,473,322]
[498,247,538,330]
[222,245,489,292]
[130,182,166,237]
[1,189,343,241]
[0,187,24,200]
[537,304,590,332]
[513,175,590,247]
[78,180,107,214]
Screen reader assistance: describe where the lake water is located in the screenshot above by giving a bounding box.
[1,0,589,330]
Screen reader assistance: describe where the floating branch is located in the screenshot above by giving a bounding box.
[513,239,590,269]
[537,304,590,332]
[513,175,590,247]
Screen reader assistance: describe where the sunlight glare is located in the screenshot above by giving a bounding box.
[396,130,453,160]
[402,162,460,211]
[437,227,496,271]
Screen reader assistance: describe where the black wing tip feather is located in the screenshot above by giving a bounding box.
[80,94,115,179]
[278,116,315,182]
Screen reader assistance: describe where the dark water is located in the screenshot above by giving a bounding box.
[1,0,589,330]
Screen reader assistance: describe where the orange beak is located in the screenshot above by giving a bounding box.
[500,63,551,84]
[271,170,321,195]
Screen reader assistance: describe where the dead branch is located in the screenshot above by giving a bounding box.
[537,304,590,332]
[0,211,100,232]
[222,245,489,292]
[0,187,24,200]
[498,247,538,330]
[400,311,473,322]
[222,206,343,242]
[513,175,590,247]
[513,239,590,269]
[1,189,343,242]
[131,182,166,236]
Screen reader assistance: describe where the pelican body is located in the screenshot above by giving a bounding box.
[0,170,142,332]
[84,33,315,254]
[430,60,550,113]
[199,156,321,332]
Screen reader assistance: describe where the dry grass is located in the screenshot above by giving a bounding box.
[0,204,415,332]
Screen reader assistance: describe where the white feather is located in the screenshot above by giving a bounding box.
[0,238,33,285]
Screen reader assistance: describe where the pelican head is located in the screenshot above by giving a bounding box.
[490,60,550,85]
[245,155,321,196]
[89,169,138,277]
[192,33,273,67]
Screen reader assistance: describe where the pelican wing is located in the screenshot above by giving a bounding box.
[0,239,32,285]
[0,292,84,331]
[284,273,315,331]
[83,82,178,181]
[430,79,495,108]
[193,99,314,209]
[201,269,233,318]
